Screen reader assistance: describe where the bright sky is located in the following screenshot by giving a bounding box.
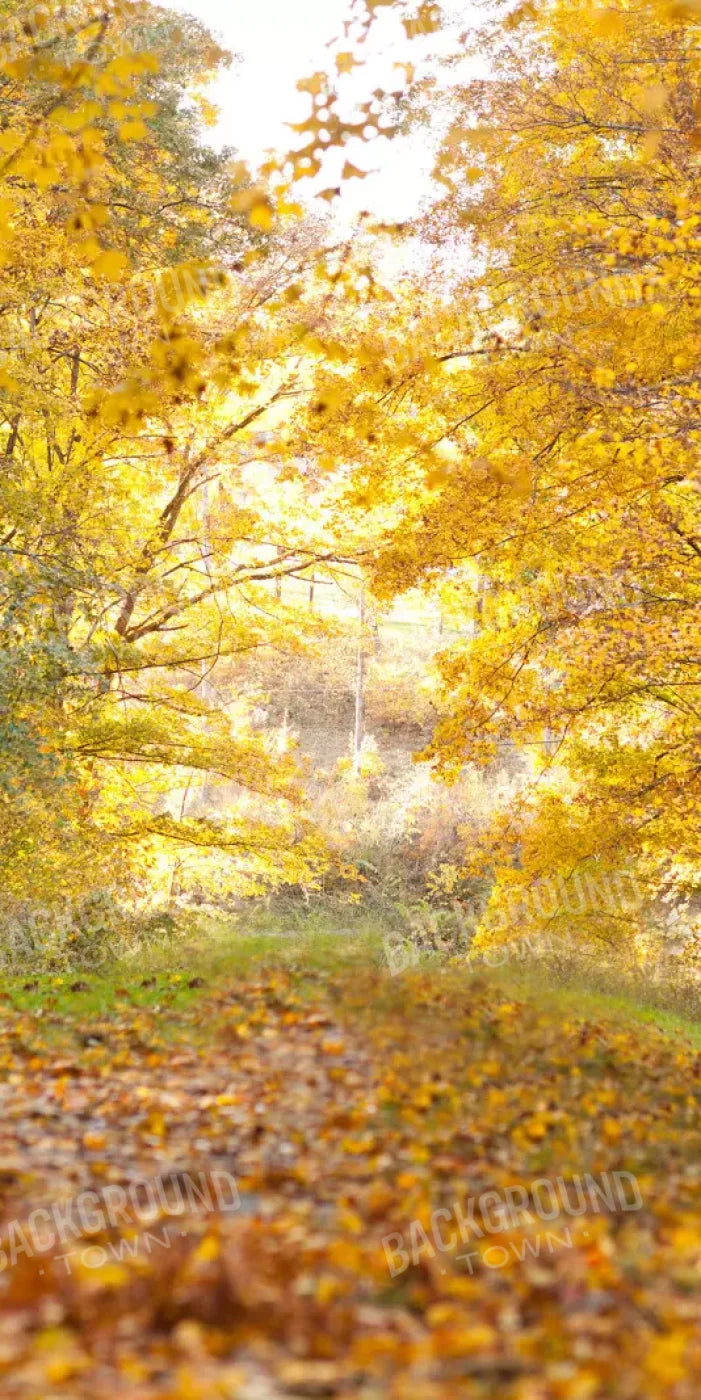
[164,0,445,220]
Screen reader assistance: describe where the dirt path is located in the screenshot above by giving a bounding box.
[0,964,698,1397]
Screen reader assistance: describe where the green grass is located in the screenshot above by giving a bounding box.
[0,969,205,1021]
[484,962,701,1048]
[0,915,384,1023]
[1,913,698,1050]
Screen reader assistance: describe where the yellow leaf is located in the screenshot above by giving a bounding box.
[296,72,326,96]
[193,1235,220,1264]
[602,1116,622,1141]
[640,83,669,115]
[93,249,129,282]
[248,201,273,231]
[645,1334,688,1384]
[336,52,361,75]
[641,130,663,159]
[119,120,148,141]
[403,4,442,38]
[229,186,268,215]
[0,365,19,392]
[52,102,102,131]
[592,9,626,35]
[107,53,159,81]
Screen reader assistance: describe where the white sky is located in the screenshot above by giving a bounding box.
[164,0,447,220]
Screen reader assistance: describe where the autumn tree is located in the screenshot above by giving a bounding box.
[0,1,352,909]
[298,0,701,947]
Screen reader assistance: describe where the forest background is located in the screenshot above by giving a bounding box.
[0,0,699,994]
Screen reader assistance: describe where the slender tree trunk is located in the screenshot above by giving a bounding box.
[192,480,214,813]
[353,585,366,770]
[474,573,487,636]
